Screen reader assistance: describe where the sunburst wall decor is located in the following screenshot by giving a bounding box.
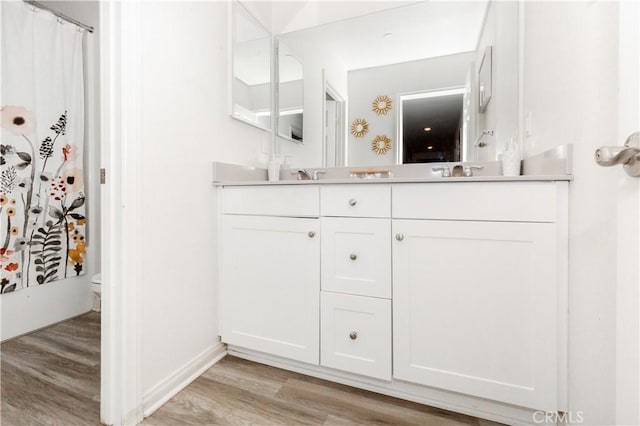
[350,118,369,138]
[372,134,392,155]
[372,95,392,115]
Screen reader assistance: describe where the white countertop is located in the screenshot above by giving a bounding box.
[214,174,573,187]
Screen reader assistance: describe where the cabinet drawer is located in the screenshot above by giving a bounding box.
[222,186,319,217]
[321,217,391,298]
[321,292,391,380]
[392,182,557,222]
[321,185,391,217]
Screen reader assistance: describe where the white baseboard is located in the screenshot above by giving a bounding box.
[143,341,227,417]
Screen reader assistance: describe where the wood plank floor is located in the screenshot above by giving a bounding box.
[1,311,101,426]
[1,313,504,425]
[144,356,505,426]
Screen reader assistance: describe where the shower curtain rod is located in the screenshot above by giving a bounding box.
[23,0,94,33]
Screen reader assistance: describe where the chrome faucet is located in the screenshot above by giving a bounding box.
[312,170,326,180]
[463,165,484,177]
[292,169,312,180]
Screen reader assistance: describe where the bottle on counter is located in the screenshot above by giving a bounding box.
[501,137,521,176]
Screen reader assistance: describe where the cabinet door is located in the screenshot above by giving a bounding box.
[321,292,391,380]
[220,215,319,364]
[392,219,559,411]
[321,217,391,298]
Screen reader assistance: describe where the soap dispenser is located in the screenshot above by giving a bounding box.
[502,137,521,176]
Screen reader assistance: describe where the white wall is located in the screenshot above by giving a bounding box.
[522,2,618,424]
[347,52,474,167]
[474,1,519,162]
[1,0,100,341]
[139,1,269,398]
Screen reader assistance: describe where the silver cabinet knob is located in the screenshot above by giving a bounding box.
[348,198,357,206]
[395,233,404,241]
[349,331,358,340]
[349,253,358,261]
[308,231,315,238]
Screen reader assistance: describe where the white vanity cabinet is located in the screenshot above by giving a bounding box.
[217,179,569,421]
[392,182,567,412]
[219,186,320,365]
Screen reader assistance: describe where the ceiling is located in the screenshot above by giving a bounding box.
[235,1,489,86]
[279,1,489,71]
[241,1,417,35]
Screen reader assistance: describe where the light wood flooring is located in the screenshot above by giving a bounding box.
[145,356,504,426]
[1,311,101,425]
[1,313,504,426]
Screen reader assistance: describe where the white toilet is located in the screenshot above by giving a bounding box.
[91,273,102,312]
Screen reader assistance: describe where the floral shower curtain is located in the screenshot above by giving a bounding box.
[0,2,87,293]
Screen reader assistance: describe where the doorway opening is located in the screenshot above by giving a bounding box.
[398,88,465,164]
[323,80,346,167]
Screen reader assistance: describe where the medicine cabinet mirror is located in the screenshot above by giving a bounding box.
[231,2,272,131]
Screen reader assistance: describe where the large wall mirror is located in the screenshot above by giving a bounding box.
[273,0,519,168]
[231,2,272,131]
[276,41,304,143]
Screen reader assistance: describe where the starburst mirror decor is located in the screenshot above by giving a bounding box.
[350,118,369,138]
[372,95,392,115]
[372,134,392,155]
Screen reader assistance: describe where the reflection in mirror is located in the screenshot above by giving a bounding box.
[232,2,271,131]
[348,51,476,166]
[277,41,304,143]
[478,46,493,112]
[324,81,346,167]
[398,88,465,164]
[272,0,518,168]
